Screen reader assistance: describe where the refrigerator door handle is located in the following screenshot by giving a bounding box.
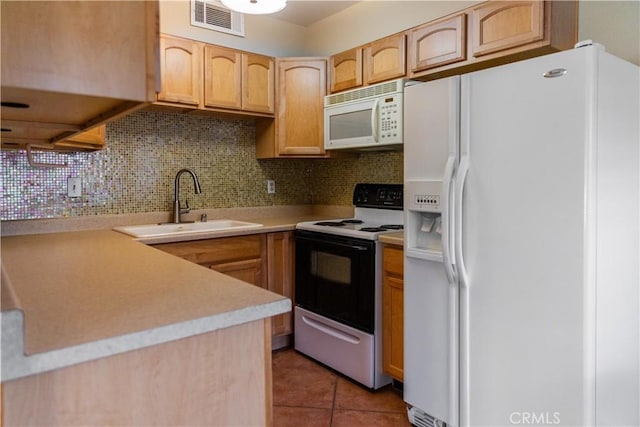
[442,153,457,284]
[454,154,470,289]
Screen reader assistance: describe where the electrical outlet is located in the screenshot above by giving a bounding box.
[67,177,81,197]
[267,180,276,194]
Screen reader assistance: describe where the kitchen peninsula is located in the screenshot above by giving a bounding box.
[1,229,291,426]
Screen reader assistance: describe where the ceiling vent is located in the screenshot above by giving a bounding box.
[191,0,244,37]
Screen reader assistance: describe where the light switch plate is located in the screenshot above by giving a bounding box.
[67,177,81,197]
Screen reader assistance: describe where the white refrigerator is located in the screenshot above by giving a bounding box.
[403,44,639,427]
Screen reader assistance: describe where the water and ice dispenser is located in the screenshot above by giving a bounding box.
[405,180,445,260]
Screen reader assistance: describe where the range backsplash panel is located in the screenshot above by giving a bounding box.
[1,110,402,221]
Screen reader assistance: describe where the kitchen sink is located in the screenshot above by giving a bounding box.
[114,220,263,238]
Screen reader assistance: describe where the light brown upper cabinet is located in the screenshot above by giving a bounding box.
[156,34,274,117]
[364,33,407,85]
[157,34,201,107]
[242,53,276,114]
[256,58,328,158]
[408,13,467,74]
[329,47,363,93]
[203,47,275,114]
[204,45,242,110]
[330,1,577,84]
[0,1,158,150]
[470,1,545,57]
[467,1,577,63]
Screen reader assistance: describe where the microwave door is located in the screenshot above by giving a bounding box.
[325,99,375,149]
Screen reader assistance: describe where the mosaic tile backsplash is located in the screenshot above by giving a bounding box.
[1,110,402,221]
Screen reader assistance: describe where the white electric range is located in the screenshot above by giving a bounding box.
[294,183,403,389]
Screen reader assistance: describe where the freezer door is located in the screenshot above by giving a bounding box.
[457,48,591,427]
[403,76,460,427]
[404,257,458,426]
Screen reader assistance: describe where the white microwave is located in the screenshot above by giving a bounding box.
[324,79,415,151]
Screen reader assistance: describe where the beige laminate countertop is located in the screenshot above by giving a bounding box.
[378,232,404,246]
[1,229,291,382]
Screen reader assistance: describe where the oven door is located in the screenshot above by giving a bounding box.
[295,230,375,333]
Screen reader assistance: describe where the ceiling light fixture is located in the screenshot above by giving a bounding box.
[220,0,287,15]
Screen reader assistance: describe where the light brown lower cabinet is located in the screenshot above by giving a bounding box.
[154,234,267,287]
[1,319,273,426]
[153,232,294,338]
[382,243,404,381]
[266,231,294,337]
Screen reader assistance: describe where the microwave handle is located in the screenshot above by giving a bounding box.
[371,98,379,142]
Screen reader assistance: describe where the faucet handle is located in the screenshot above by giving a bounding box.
[180,199,191,214]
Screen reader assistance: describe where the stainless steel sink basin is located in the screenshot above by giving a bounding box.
[114,220,263,238]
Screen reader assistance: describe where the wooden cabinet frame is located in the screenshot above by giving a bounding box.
[156,34,275,117]
[1,1,158,151]
[329,1,577,89]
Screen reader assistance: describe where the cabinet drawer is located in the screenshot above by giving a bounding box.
[154,234,264,266]
[383,245,404,277]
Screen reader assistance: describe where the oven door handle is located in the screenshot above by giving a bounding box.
[298,237,370,252]
[300,314,361,345]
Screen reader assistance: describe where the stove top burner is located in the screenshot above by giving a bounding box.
[360,227,387,232]
[340,219,364,224]
[314,221,346,227]
[380,224,404,230]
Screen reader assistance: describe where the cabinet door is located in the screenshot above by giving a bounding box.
[408,13,467,74]
[470,0,544,58]
[242,53,275,114]
[364,33,406,85]
[329,47,363,93]
[267,232,294,336]
[211,258,264,288]
[276,58,327,156]
[382,245,404,381]
[158,35,201,106]
[204,45,242,110]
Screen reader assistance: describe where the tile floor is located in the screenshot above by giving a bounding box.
[272,348,412,427]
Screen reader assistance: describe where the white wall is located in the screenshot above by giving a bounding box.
[160,0,640,66]
[159,0,308,56]
[578,1,640,66]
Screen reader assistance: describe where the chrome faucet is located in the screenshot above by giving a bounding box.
[173,168,202,224]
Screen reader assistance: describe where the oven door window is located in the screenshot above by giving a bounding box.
[295,232,375,333]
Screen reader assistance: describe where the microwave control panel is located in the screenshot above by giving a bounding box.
[379,94,402,142]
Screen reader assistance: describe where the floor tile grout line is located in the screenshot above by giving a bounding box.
[329,372,338,426]
[273,404,334,410]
